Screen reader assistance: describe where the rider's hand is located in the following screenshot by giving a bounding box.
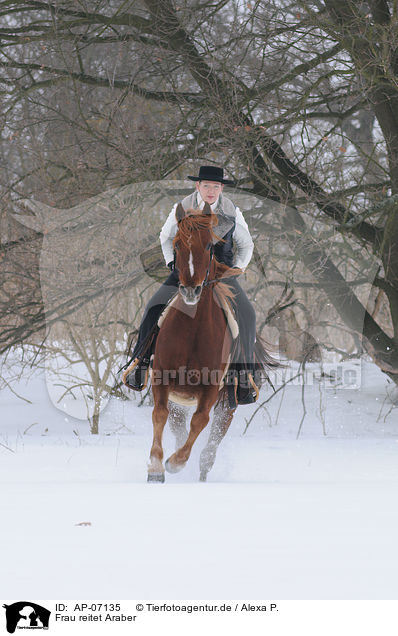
[231,266,244,276]
[167,261,174,271]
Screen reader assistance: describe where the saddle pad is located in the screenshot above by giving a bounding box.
[157,292,179,329]
[157,287,239,340]
[212,286,239,340]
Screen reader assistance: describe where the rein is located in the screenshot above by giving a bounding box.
[202,245,239,287]
[202,244,214,287]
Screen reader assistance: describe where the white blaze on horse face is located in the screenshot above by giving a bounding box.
[189,250,194,277]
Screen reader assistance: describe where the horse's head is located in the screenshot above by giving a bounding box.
[173,202,220,305]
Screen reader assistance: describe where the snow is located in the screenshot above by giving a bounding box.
[1,356,398,600]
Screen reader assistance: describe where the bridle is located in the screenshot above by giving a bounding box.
[202,243,214,288]
[175,238,216,291]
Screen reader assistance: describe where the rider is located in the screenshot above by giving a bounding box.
[125,165,258,404]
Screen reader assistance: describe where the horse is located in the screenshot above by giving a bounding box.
[146,201,280,482]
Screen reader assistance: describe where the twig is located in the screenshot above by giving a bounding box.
[0,377,32,404]
[318,375,327,436]
[0,441,14,453]
[23,421,38,434]
[296,370,307,439]
[242,371,302,434]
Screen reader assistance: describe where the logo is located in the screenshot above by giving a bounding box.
[2,603,51,633]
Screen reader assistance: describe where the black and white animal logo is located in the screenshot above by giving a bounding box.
[3,602,51,633]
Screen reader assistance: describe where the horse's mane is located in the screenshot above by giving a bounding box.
[213,260,241,304]
[172,208,223,249]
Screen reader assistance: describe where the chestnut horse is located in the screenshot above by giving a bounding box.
[147,201,276,482]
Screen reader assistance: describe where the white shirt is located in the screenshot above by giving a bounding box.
[159,191,254,270]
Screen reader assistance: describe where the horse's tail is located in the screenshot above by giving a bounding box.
[253,331,288,392]
[254,331,285,369]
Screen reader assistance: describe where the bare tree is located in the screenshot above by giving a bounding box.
[0,0,398,394]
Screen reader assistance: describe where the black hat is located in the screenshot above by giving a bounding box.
[187,165,235,185]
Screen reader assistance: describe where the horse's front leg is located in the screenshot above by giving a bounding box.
[199,398,236,482]
[148,384,170,483]
[165,389,218,474]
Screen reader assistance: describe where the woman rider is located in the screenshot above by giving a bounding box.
[125,165,258,404]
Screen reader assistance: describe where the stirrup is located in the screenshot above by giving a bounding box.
[226,369,259,407]
[236,370,259,405]
[122,357,150,391]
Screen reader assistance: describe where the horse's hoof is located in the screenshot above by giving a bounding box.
[199,472,207,482]
[165,457,186,474]
[147,472,165,483]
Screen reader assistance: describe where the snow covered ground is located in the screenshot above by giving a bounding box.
[1,356,398,600]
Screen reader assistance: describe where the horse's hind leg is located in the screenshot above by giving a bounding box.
[148,384,169,483]
[199,400,236,482]
[168,401,188,450]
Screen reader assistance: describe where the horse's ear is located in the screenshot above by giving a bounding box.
[202,202,211,216]
[175,203,185,223]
